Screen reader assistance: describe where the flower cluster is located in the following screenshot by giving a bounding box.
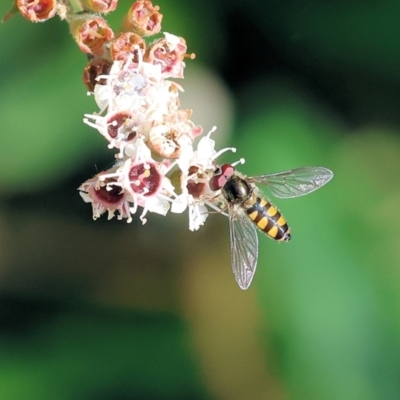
[8,0,118,23]
[78,1,238,230]
[6,0,241,230]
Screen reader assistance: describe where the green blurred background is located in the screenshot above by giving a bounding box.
[1,0,400,399]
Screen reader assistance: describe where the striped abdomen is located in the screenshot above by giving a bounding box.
[245,196,291,242]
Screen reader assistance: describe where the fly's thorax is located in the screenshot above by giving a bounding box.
[222,175,253,205]
[246,195,291,242]
[242,191,259,208]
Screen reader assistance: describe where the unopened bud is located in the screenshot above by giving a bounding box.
[145,33,194,78]
[16,0,57,22]
[83,58,113,92]
[70,16,114,56]
[80,0,118,14]
[122,0,162,37]
[110,32,146,63]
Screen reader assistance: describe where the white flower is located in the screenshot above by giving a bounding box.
[83,110,138,153]
[145,32,190,79]
[79,169,134,222]
[80,29,237,230]
[171,127,236,230]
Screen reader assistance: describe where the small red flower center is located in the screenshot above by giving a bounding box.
[186,166,205,198]
[107,112,136,140]
[93,179,124,205]
[129,163,161,196]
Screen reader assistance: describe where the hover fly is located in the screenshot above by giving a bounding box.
[209,164,334,290]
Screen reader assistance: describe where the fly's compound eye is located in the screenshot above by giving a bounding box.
[209,164,235,191]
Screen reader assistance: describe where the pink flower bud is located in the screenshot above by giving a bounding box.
[16,0,57,22]
[110,32,146,63]
[70,16,114,56]
[122,0,163,37]
[145,33,194,78]
[83,58,112,93]
[80,0,118,14]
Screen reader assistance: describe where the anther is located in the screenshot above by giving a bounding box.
[231,158,245,167]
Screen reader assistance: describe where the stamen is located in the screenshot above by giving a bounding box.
[159,193,176,203]
[231,158,245,167]
[122,54,134,71]
[184,53,196,60]
[135,44,144,67]
[139,208,148,224]
[84,113,103,121]
[83,118,101,130]
[129,198,138,214]
[95,73,110,82]
[206,126,217,138]
[205,200,229,217]
[211,147,236,161]
[98,172,118,181]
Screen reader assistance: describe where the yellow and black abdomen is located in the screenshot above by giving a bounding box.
[246,196,291,242]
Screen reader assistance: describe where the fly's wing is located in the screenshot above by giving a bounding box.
[251,167,333,199]
[228,205,259,290]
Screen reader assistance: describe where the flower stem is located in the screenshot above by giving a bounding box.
[68,0,84,13]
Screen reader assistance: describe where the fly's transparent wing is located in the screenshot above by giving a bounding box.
[250,167,333,199]
[228,205,259,290]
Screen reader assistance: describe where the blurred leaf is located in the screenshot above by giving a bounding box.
[0,22,106,192]
[233,80,400,400]
[0,296,210,400]
[234,75,338,172]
